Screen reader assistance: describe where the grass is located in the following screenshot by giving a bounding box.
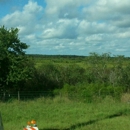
[0,96,130,130]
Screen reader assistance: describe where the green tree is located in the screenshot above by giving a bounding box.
[0,26,33,92]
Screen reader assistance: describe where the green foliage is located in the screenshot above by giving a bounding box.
[0,26,34,92]
[55,82,124,102]
[20,52,130,101]
[25,63,86,92]
[58,64,86,85]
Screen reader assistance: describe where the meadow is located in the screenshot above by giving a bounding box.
[1,95,130,130]
[1,53,130,130]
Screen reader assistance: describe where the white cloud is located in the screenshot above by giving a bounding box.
[1,0,43,29]
[42,18,79,39]
[45,0,91,18]
[0,0,130,56]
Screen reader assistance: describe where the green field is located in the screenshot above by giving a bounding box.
[1,95,130,130]
[29,54,130,68]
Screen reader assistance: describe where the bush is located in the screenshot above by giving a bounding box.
[54,82,125,102]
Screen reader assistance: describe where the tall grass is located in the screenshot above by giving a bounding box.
[0,95,130,130]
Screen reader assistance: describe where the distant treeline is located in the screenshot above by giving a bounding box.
[27,54,130,58]
[27,54,87,58]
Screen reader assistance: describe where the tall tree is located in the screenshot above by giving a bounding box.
[0,26,33,92]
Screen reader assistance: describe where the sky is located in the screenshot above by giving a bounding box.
[0,0,130,57]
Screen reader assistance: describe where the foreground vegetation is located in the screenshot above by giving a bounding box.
[1,95,130,130]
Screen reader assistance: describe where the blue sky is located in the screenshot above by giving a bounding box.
[0,0,130,56]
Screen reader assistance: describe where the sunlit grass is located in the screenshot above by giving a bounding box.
[0,96,130,130]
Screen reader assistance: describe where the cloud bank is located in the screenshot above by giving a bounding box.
[0,0,130,56]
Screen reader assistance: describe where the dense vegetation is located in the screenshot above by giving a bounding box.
[25,53,130,101]
[0,26,130,102]
[0,26,34,100]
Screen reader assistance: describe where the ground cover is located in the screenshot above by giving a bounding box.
[0,96,130,130]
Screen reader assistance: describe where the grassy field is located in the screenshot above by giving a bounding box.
[1,95,130,130]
